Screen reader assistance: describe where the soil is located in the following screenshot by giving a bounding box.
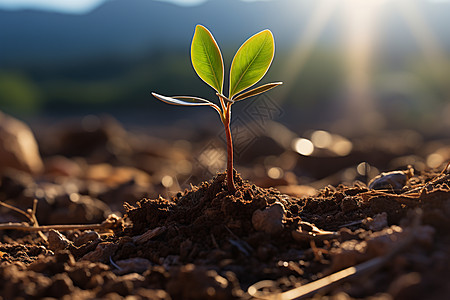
[1,117,449,300]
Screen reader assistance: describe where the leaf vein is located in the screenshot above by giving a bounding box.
[231,33,270,97]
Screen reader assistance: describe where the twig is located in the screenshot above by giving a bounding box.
[30,199,47,242]
[1,198,123,235]
[0,201,30,219]
[0,223,113,232]
[0,199,47,242]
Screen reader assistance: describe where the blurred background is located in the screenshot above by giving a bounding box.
[1,0,450,201]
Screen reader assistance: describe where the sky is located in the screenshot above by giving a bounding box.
[0,0,211,13]
[0,0,106,13]
[0,0,271,14]
[0,0,448,14]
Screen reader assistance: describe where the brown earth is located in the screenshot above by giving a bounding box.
[0,115,449,300]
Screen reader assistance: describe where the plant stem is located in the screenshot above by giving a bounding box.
[224,103,236,193]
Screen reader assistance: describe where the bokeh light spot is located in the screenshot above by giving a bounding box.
[267,167,284,179]
[292,138,314,156]
[161,175,174,188]
[311,130,333,148]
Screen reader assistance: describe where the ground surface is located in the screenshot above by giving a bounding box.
[0,115,449,299]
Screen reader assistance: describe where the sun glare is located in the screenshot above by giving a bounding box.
[340,0,388,128]
[280,0,390,129]
[278,0,338,100]
[281,0,445,131]
[396,0,447,79]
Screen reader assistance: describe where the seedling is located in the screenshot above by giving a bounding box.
[152,25,282,193]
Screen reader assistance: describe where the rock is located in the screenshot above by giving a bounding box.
[368,167,413,191]
[0,111,43,174]
[47,230,72,252]
[252,202,286,235]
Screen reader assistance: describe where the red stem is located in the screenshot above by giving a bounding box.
[224,103,235,193]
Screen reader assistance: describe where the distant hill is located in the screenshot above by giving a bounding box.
[0,0,449,66]
[0,0,299,65]
[2,0,449,67]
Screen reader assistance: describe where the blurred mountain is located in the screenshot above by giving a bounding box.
[1,0,450,66]
[0,0,277,65]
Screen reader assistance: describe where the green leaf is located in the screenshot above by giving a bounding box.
[152,92,221,113]
[229,29,275,99]
[233,82,283,101]
[191,25,224,93]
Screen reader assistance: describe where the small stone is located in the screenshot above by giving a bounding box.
[252,202,286,235]
[368,168,413,191]
[0,111,44,174]
[47,230,72,252]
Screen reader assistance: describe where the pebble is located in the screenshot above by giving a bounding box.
[0,111,44,174]
[368,168,413,191]
[47,230,72,252]
[251,202,286,235]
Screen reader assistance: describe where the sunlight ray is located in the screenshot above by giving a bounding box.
[339,0,386,129]
[278,0,338,101]
[396,0,448,78]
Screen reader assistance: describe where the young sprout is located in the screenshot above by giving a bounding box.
[152,25,282,193]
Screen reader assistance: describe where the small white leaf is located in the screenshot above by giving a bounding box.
[152,92,214,106]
